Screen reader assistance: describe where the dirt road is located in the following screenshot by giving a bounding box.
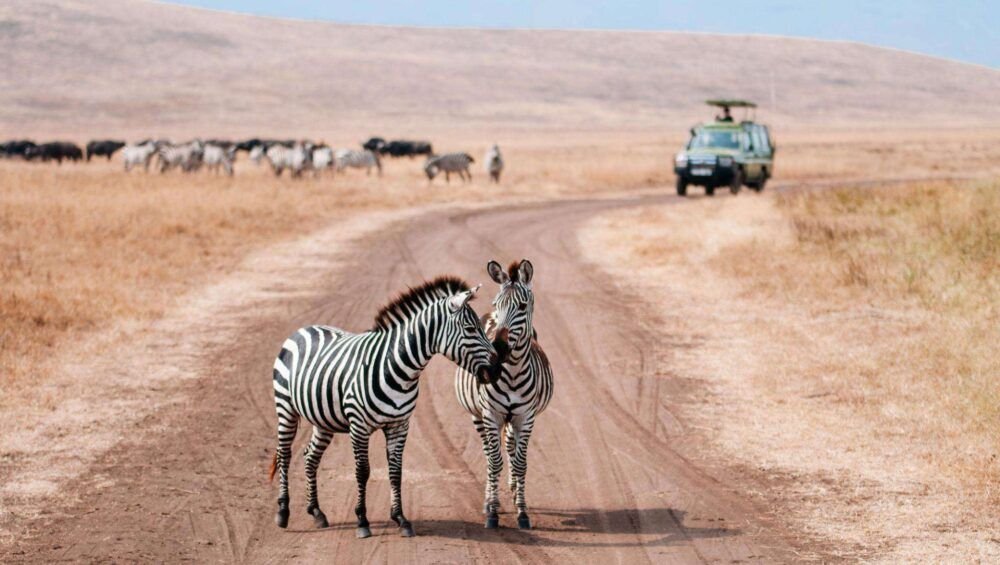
[5,194,796,563]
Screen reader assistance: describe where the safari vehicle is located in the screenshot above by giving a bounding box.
[673,100,775,196]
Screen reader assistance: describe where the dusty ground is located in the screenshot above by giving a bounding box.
[2,193,805,563]
[581,181,1000,562]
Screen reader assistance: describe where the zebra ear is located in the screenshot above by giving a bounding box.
[448,285,480,312]
[487,261,508,285]
[518,259,534,287]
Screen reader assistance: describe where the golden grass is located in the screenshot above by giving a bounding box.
[720,180,1000,463]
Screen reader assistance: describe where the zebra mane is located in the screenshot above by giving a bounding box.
[373,275,471,330]
[507,261,521,283]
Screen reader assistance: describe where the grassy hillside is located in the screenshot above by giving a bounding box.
[1,0,999,138]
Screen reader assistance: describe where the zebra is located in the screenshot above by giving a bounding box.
[122,140,158,172]
[157,140,204,173]
[266,141,313,178]
[455,259,552,530]
[424,153,474,183]
[269,276,504,537]
[202,143,236,176]
[485,144,504,183]
[311,145,335,177]
[334,148,382,176]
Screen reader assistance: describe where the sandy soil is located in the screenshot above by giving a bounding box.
[1,193,805,563]
[580,188,1000,562]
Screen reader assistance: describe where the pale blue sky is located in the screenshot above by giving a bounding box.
[166,1,997,68]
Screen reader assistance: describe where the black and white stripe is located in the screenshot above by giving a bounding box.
[455,259,553,530]
[270,277,500,538]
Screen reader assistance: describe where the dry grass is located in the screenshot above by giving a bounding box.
[720,180,1000,472]
[583,177,1000,561]
[0,134,673,394]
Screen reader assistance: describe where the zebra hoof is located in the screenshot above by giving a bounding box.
[399,523,415,537]
[485,514,499,529]
[275,509,289,529]
[311,510,329,529]
[517,513,531,530]
[356,526,372,539]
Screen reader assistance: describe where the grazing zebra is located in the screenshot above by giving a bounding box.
[158,140,204,173]
[122,141,158,172]
[266,142,313,178]
[334,148,382,176]
[202,143,236,176]
[424,152,475,183]
[311,145,335,177]
[485,144,504,183]
[455,259,552,530]
[269,277,503,537]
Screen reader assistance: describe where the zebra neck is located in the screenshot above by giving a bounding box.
[387,309,440,381]
[505,332,533,369]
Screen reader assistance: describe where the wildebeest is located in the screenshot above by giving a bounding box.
[485,144,504,183]
[122,140,160,172]
[362,137,386,152]
[202,143,237,176]
[26,142,83,164]
[86,140,126,161]
[0,139,38,159]
[378,139,434,158]
[334,148,382,176]
[424,153,475,183]
[158,140,205,173]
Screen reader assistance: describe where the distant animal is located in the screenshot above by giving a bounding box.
[424,152,475,183]
[485,144,504,183]
[265,141,313,178]
[158,140,205,173]
[0,139,37,159]
[122,140,159,172]
[86,140,126,161]
[26,142,83,164]
[268,278,501,536]
[362,137,386,152]
[311,145,335,177]
[455,259,552,531]
[236,138,263,153]
[379,140,433,158]
[334,149,382,176]
[202,143,237,176]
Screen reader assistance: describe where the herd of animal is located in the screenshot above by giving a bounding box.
[271,259,550,536]
[0,137,505,183]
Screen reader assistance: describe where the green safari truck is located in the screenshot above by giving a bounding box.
[673,100,775,196]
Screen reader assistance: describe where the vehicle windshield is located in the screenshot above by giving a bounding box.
[688,130,741,150]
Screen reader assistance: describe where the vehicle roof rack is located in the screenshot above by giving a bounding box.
[706,99,757,108]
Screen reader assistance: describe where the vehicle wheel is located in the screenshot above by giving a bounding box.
[757,175,767,192]
[729,168,743,194]
[705,185,715,196]
[676,177,688,196]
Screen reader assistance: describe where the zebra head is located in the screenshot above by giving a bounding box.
[443,285,502,385]
[486,259,534,362]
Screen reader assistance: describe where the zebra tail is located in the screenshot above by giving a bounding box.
[268,451,278,482]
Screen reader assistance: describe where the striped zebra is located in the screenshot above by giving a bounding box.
[266,142,313,178]
[157,140,204,173]
[334,148,382,176]
[455,259,552,530]
[424,152,475,183]
[269,277,503,537]
[485,144,503,183]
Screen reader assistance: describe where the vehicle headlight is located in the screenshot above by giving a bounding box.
[675,154,688,166]
[718,156,734,167]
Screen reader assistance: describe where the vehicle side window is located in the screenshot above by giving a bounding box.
[758,126,772,154]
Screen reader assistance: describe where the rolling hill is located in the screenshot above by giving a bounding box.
[2,0,999,138]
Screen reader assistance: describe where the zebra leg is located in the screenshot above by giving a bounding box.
[504,423,517,494]
[350,427,373,538]
[509,415,535,529]
[477,415,504,528]
[274,413,299,528]
[303,427,333,528]
[384,421,415,537]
